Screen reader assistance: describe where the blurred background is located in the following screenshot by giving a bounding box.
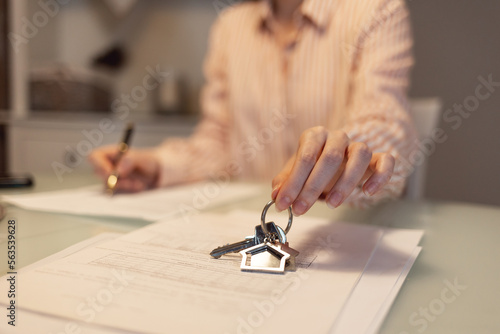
[0,0,499,205]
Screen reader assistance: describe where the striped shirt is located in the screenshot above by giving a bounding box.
[154,0,417,207]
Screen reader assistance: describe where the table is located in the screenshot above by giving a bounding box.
[0,173,499,334]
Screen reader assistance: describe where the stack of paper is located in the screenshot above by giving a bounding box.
[0,210,422,334]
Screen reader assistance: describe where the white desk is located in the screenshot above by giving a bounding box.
[1,173,499,333]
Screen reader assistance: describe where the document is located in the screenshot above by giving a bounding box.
[20,232,123,273]
[1,182,261,221]
[0,211,384,333]
[0,211,423,333]
[227,210,424,334]
[329,229,423,333]
[0,234,127,334]
[365,247,422,334]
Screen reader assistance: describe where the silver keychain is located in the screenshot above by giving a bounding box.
[210,221,286,258]
[240,200,299,274]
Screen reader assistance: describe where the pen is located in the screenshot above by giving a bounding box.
[106,122,135,195]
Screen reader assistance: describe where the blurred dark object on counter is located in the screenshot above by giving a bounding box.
[30,65,112,112]
[0,173,34,188]
[92,45,127,72]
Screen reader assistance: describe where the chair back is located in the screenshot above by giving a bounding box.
[405,98,443,200]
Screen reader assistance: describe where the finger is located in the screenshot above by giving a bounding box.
[275,127,328,211]
[271,156,295,200]
[116,153,137,178]
[321,158,347,197]
[88,150,115,176]
[362,153,395,196]
[326,142,372,208]
[136,152,160,180]
[114,178,135,192]
[291,131,349,216]
[130,177,148,192]
[115,175,147,193]
[93,166,109,180]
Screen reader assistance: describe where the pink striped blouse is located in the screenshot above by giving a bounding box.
[153,0,417,207]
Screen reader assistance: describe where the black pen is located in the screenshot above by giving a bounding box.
[106,122,134,195]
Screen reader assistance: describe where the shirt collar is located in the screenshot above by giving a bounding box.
[257,0,338,30]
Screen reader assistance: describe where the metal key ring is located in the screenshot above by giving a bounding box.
[261,200,293,235]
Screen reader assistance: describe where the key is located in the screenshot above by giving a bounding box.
[210,222,282,259]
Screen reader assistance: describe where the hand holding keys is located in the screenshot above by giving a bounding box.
[210,200,299,274]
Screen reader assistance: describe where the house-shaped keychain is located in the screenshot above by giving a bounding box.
[240,242,291,274]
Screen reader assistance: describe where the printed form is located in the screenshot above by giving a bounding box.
[0,211,422,334]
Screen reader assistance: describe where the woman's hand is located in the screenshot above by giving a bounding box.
[89,146,161,193]
[272,127,395,215]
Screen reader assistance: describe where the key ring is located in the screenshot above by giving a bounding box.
[261,200,293,235]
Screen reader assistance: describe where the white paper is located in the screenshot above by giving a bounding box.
[366,247,422,334]
[20,233,123,273]
[1,182,261,221]
[0,247,423,334]
[0,212,383,334]
[0,310,128,334]
[237,209,424,334]
[330,229,423,334]
[0,233,127,334]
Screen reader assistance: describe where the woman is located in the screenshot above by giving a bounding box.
[90,0,416,216]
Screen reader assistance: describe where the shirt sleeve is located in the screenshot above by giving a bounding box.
[153,15,232,187]
[341,0,417,208]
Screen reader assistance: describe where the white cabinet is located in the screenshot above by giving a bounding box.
[8,115,196,177]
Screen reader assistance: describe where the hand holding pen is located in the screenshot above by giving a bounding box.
[106,123,135,195]
[88,123,161,194]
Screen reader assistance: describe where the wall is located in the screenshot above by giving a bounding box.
[407,0,500,205]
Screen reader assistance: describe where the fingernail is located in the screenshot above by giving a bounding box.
[365,182,378,196]
[277,196,292,212]
[327,192,343,209]
[271,185,280,200]
[292,200,308,216]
